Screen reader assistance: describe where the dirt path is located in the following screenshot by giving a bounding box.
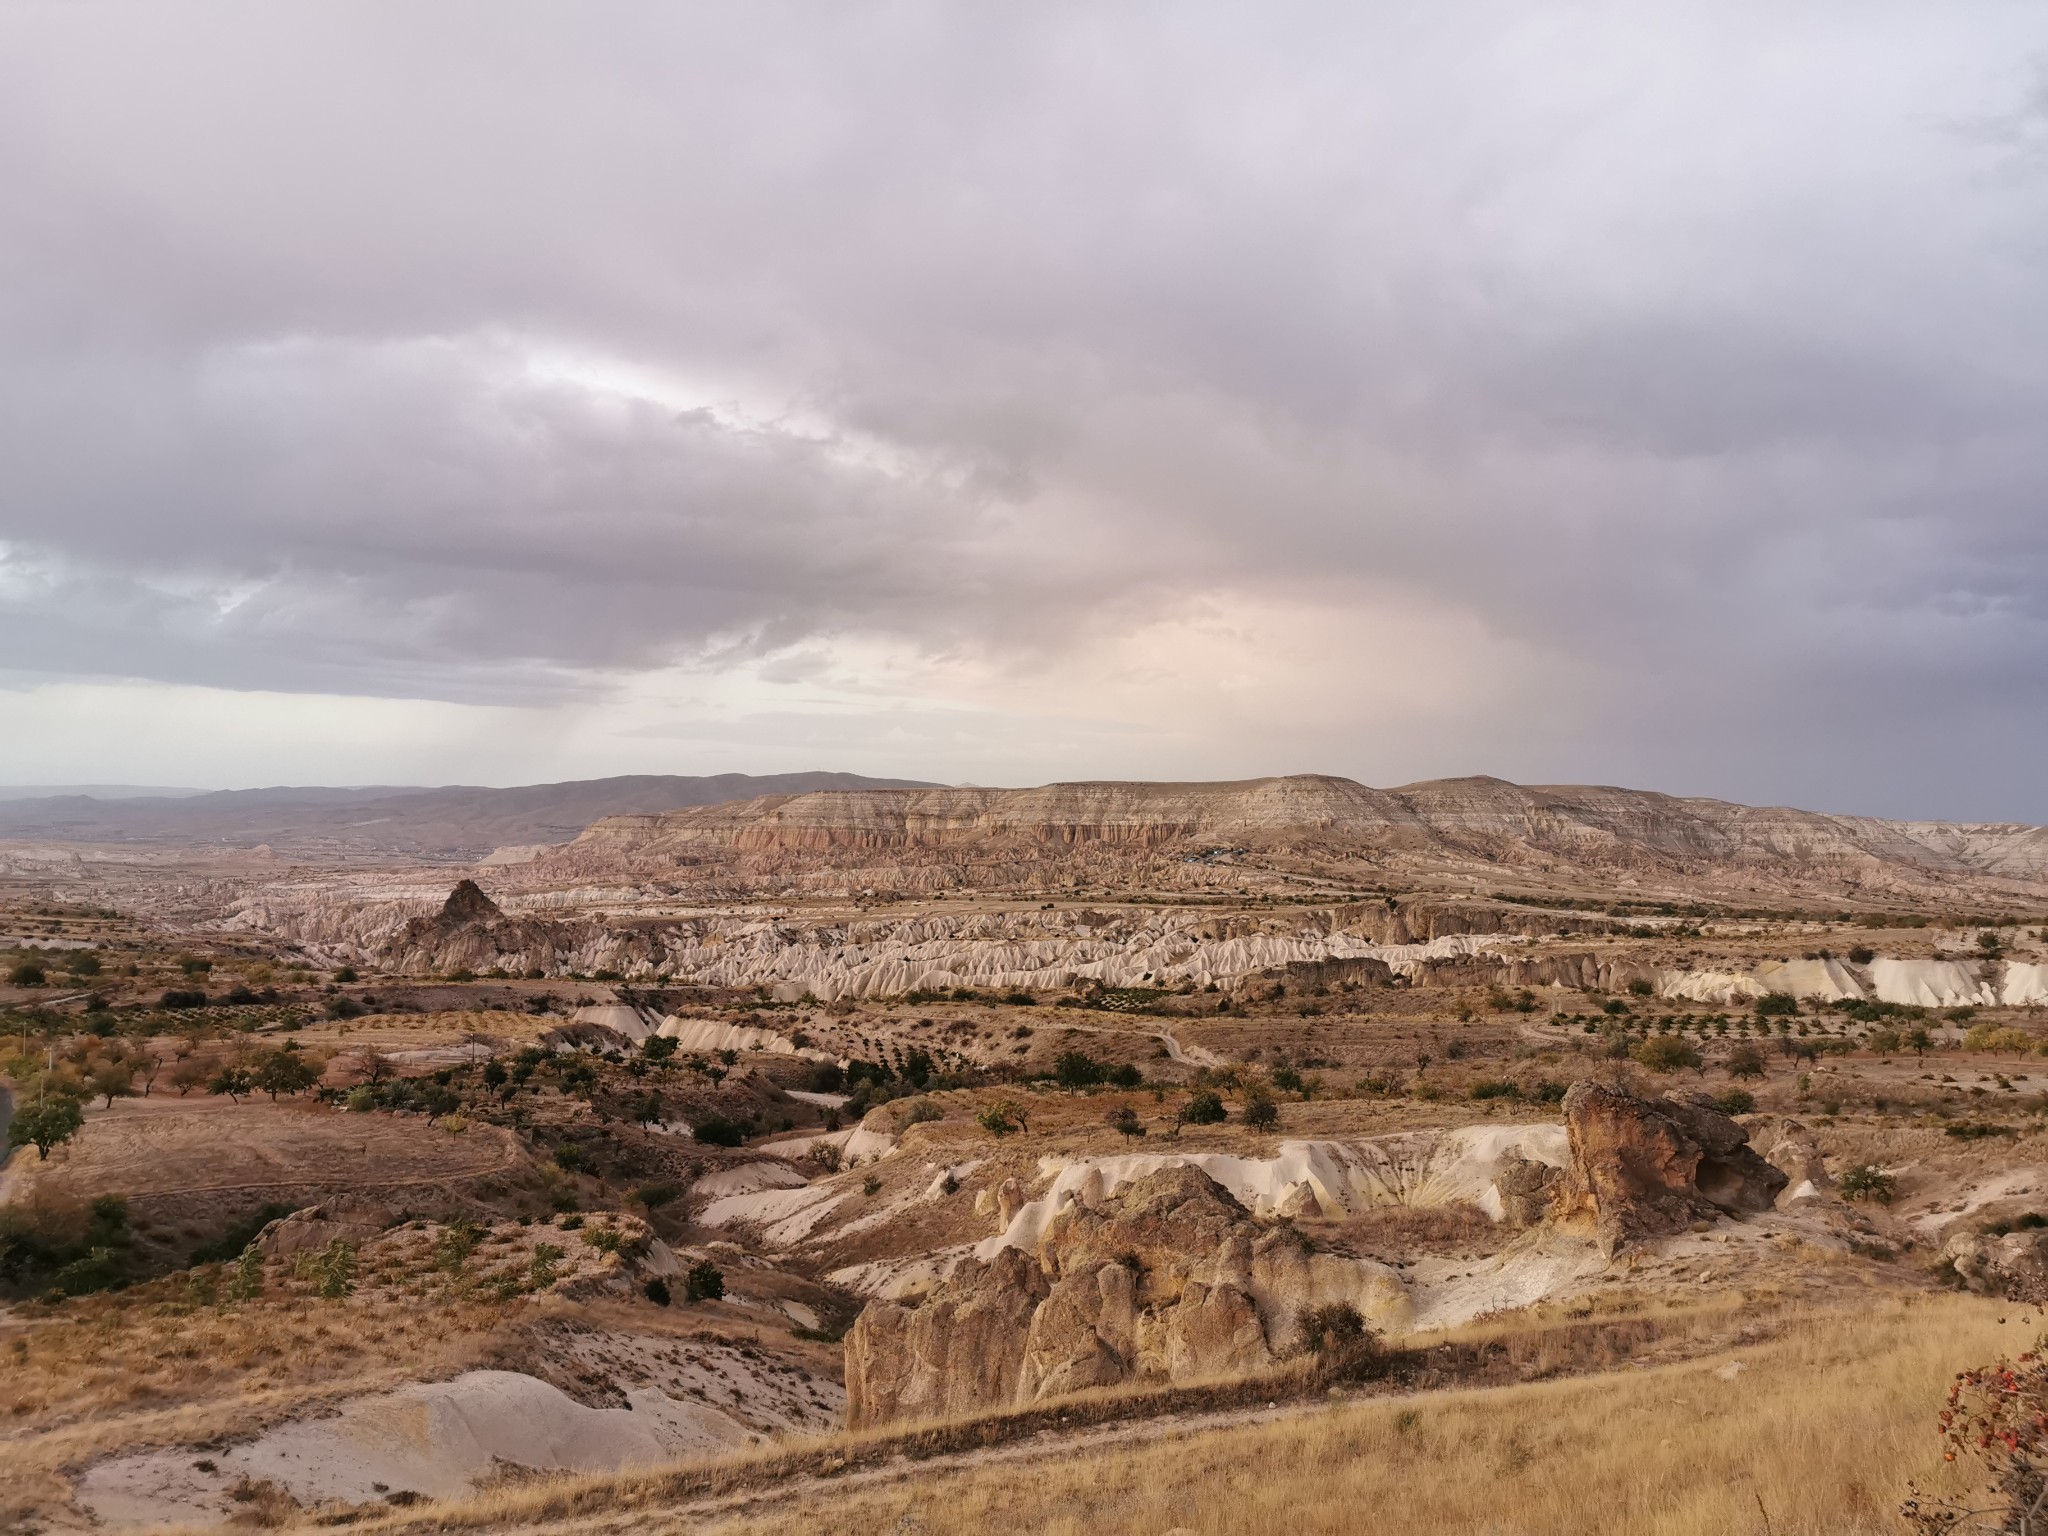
[1041,1016,1225,1069]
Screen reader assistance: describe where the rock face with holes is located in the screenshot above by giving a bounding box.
[844,1164,1406,1427]
[1555,1081,1787,1255]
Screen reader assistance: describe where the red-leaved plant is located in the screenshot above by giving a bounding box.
[1903,1348,2048,1533]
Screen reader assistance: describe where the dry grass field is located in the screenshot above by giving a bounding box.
[0,1094,526,1207]
[334,1294,2016,1536]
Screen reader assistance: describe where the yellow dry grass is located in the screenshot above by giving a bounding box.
[289,1009,554,1054]
[0,1260,538,1529]
[348,1293,2019,1536]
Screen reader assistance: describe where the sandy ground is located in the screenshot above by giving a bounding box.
[76,1369,757,1527]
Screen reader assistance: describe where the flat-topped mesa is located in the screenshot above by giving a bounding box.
[564,773,2048,899]
[575,775,1422,856]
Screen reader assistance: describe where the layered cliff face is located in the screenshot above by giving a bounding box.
[566,774,2048,900]
[576,775,1427,856]
[844,1164,1407,1426]
[841,1083,1806,1425]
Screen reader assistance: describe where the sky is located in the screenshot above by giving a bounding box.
[3,4,2047,820]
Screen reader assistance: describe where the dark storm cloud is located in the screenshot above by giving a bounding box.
[3,3,2048,815]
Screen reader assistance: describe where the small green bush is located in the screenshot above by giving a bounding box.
[1838,1164,1896,1204]
[684,1260,725,1303]
[1630,1035,1702,1073]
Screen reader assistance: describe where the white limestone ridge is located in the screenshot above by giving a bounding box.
[1656,954,2035,1008]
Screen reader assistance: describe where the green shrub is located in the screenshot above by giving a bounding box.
[227,1247,265,1302]
[1630,1035,1702,1073]
[1178,1089,1227,1127]
[643,1277,671,1306]
[691,1117,746,1147]
[310,1239,355,1298]
[1244,1097,1279,1131]
[528,1243,564,1289]
[435,1219,482,1273]
[1838,1164,1896,1203]
[684,1260,725,1303]
[1713,1089,1756,1116]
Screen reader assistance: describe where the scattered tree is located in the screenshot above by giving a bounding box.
[88,1058,135,1108]
[1107,1105,1146,1140]
[8,1096,84,1160]
[253,1050,318,1101]
[1176,1089,1228,1130]
[1725,1046,1767,1081]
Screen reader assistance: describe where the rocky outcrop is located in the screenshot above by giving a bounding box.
[252,1197,395,1259]
[845,1165,1405,1427]
[1753,1118,1833,1208]
[844,1245,1052,1425]
[382,880,570,975]
[1944,1229,2048,1301]
[1555,1082,1787,1255]
[1493,1154,1564,1227]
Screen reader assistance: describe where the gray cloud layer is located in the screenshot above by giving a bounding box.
[3,4,2047,816]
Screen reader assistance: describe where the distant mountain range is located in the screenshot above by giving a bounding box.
[0,784,209,801]
[0,773,939,859]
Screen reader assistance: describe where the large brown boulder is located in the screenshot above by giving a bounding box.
[844,1164,1406,1427]
[1556,1081,1786,1255]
